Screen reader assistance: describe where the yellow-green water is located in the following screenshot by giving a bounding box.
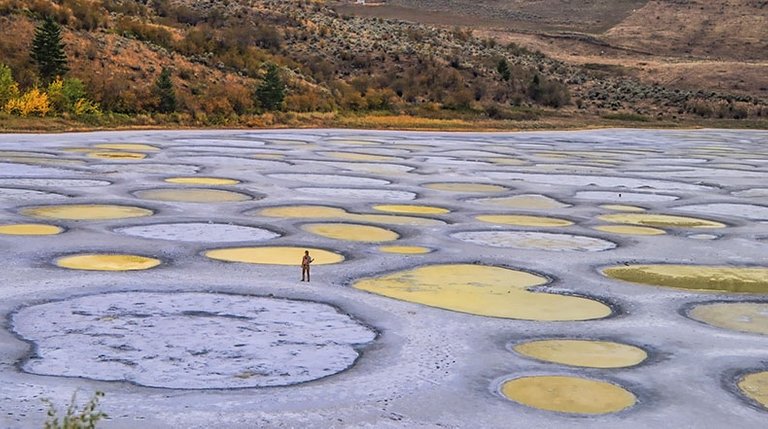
[22,204,153,220]
[593,225,666,236]
[56,254,160,271]
[302,223,399,242]
[354,264,611,321]
[372,204,450,214]
[688,302,768,335]
[602,265,768,293]
[0,223,63,235]
[477,215,573,227]
[513,339,647,368]
[500,376,636,414]
[598,213,725,228]
[205,246,344,265]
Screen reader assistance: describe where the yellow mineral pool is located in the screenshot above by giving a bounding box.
[21,204,153,220]
[378,245,431,254]
[302,223,399,242]
[477,215,574,227]
[688,302,768,335]
[354,264,611,321]
[513,339,647,368]
[56,254,160,271]
[372,204,450,215]
[593,225,666,236]
[602,265,768,293]
[738,371,768,409]
[598,213,725,228]
[500,376,636,414]
[205,246,344,265]
[0,223,63,235]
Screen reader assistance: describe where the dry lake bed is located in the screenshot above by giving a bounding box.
[1,129,767,428]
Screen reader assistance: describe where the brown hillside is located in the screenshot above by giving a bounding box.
[604,0,768,61]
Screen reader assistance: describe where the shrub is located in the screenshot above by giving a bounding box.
[43,391,107,429]
[5,87,50,116]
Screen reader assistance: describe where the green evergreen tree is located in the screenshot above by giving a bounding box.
[31,17,69,85]
[496,58,511,82]
[153,67,176,113]
[255,63,285,111]
[0,64,20,107]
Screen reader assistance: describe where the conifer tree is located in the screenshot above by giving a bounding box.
[497,58,511,81]
[153,67,176,113]
[31,17,69,85]
[255,63,285,111]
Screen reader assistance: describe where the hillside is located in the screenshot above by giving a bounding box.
[0,0,766,129]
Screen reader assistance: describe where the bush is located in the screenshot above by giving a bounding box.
[43,391,107,429]
[5,87,50,116]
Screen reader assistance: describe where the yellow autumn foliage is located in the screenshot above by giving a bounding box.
[4,88,50,117]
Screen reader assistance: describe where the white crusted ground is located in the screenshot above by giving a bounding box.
[0,129,767,429]
[114,223,280,243]
[12,292,375,389]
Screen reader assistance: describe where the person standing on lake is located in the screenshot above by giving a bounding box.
[301,250,314,282]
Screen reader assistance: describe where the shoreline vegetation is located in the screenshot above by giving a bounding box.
[1,111,766,133]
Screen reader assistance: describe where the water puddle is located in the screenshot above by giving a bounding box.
[115,223,279,243]
[267,173,390,186]
[424,183,507,193]
[451,231,616,252]
[598,213,725,228]
[513,339,647,368]
[163,177,241,185]
[468,195,569,210]
[205,246,344,265]
[372,204,449,214]
[354,264,611,320]
[738,371,768,409]
[602,265,768,293]
[600,204,646,212]
[134,188,253,202]
[86,151,147,160]
[688,233,719,240]
[22,204,153,220]
[500,376,636,414]
[11,292,375,389]
[0,223,63,235]
[378,245,431,254]
[688,302,768,335]
[93,143,159,151]
[477,215,573,227]
[302,223,399,242]
[593,225,665,236]
[56,253,160,271]
[293,187,415,201]
[255,205,444,226]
